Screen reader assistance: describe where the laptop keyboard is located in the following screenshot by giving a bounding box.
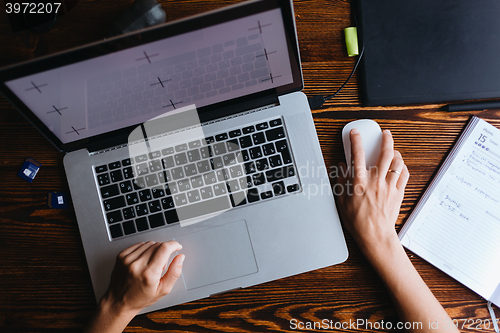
[95,117,301,240]
[86,35,272,130]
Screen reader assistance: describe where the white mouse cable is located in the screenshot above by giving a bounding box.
[307,0,365,110]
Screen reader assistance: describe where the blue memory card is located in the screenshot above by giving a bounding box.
[47,192,70,209]
[18,158,41,183]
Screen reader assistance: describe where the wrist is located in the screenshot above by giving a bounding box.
[99,292,138,325]
[356,231,404,269]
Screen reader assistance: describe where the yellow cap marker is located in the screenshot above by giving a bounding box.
[344,27,359,57]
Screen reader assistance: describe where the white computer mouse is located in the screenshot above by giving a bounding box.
[342,119,383,170]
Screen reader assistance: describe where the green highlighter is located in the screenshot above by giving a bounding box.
[344,27,359,57]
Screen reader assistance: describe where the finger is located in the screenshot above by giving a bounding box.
[375,130,394,177]
[122,241,157,264]
[350,128,367,179]
[158,254,185,295]
[148,241,183,273]
[396,164,410,192]
[386,150,405,187]
[119,242,146,258]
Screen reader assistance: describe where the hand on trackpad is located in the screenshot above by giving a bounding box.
[174,220,258,290]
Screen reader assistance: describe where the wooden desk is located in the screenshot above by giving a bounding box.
[1,1,499,332]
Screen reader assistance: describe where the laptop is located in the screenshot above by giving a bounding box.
[0,0,348,313]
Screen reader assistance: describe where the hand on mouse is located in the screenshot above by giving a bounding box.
[84,241,185,333]
[336,128,409,259]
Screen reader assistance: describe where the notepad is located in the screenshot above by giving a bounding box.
[399,117,500,307]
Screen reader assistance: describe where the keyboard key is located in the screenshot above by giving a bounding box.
[175,152,188,165]
[148,213,165,228]
[247,188,260,203]
[177,179,191,192]
[123,166,134,179]
[188,140,202,149]
[148,200,162,213]
[200,146,212,159]
[184,164,197,177]
[187,190,201,203]
[242,125,255,134]
[139,189,152,202]
[260,190,273,199]
[252,172,266,185]
[216,169,230,181]
[135,217,149,231]
[205,136,215,144]
[197,160,211,173]
[95,165,108,173]
[204,171,217,185]
[213,142,227,155]
[171,167,185,180]
[226,179,241,192]
[122,220,136,235]
[162,147,175,155]
[265,127,285,141]
[223,153,237,166]
[103,196,126,211]
[211,157,224,169]
[255,158,269,171]
[229,129,241,137]
[106,210,123,224]
[97,173,110,186]
[226,139,239,152]
[149,151,161,159]
[145,174,159,187]
[200,186,214,199]
[249,146,263,159]
[109,224,123,239]
[239,136,253,148]
[239,176,252,189]
[110,170,123,182]
[266,165,295,182]
[136,163,149,176]
[162,156,175,169]
[230,191,247,207]
[173,193,188,206]
[262,143,276,156]
[272,181,286,196]
[287,184,299,193]
[122,207,136,220]
[164,209,179,224]
[135,203,149,216]
[108,161,121,170]
[213,183,227,196]
[256,122,269,130]
[152,186,165,198]
[187,149,201,162]
[215,133,228,141]
[190,175,204,188]
[175,144,188,152]
[269,155,283,168]
[122,158,132,166]
[172,195,230,221]
[126,192,139,205]
[119,180,134,193]
[133,177,146,190]
[229,165,244,178]
[101,184,120,198]
[161,196,175,209]
[135,154,148,163]
[252,132,266,145]
[149,160,162,172]
[269,118,282,127]
[240,150,250,162]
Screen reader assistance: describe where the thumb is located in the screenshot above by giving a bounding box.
[158,254,185,296]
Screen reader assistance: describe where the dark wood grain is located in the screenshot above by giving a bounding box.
[1,0,500,332]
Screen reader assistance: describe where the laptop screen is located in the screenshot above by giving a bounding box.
[0,0,302,152]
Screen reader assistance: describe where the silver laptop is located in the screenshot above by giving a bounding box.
[0,0,348,313]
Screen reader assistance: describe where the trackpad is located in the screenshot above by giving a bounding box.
[174,220,258,290]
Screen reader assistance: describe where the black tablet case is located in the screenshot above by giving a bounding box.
[356,0,500,106]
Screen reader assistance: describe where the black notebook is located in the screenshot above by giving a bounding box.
[356,0,500,106]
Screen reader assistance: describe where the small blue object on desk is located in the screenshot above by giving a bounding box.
[47,192,70,209]
[17,158,41,183]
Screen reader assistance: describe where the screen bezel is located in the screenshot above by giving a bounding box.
[0,0,302,152]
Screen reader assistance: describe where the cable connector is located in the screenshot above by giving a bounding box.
[308,95,326,110]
